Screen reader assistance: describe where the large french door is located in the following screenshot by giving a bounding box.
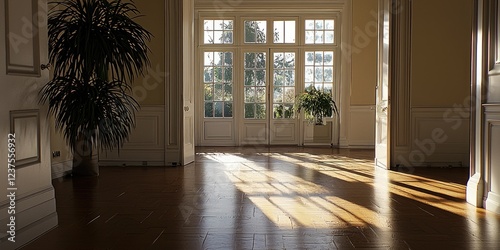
[241,49,298,145]
[198,15,340,146]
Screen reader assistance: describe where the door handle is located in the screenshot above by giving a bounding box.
[184,106,189,111]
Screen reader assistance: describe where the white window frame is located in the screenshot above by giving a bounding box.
[196,12,342,146]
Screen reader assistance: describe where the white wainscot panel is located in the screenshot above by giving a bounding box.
[204,121,233,140]
[485,105,500,214]
[99,106,165,166]
[271,122,297,144]
[242,123,267,144]
[410,108,470,166]
[348,106,375,147]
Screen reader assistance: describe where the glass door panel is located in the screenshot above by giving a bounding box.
[272,52,296,119]
[244,52,267,119]
[270,50,298,144]
[241,51,268,144]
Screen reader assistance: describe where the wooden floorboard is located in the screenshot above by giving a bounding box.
[21,147,500,249]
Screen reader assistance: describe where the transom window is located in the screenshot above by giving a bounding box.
[273,21,296,44]
[203,19,234,44]
[244,20,267,43]
[305,19,335,44]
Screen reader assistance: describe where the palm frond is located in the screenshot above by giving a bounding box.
[42,0,150,151]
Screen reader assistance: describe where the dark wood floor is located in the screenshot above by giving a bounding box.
[22,147,500,249]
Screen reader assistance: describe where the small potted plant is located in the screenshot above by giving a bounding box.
[294,86,338,125]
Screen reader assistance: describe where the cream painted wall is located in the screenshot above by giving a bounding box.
[351,0,377,106]
[131,0,166,106]
[411,0,472,107]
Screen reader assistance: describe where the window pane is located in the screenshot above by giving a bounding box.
[274,104,283,119]
[204,20,214,30]
[214,83,223,101]
[214,67,223,82]
[305,31,314,44]
[274,21,284,43]
[305,66,314,82]
[204,84,213,100]
[274,20,296,44]
[285,70,295,86]
[245,87,255,102]
[274,87,283,103]
[224,83,233,101]
[325,31,334,44]
[224,68,233,82]
[285,21,296,43]
[224,52,233,66]
[284,87,295,103]
[324,67,333,82]
[315,31,324,43]
[305,19,335,44]
[315,20,324,29]
[204,51,233,118]
[204,19,233,44]
[324,52,334,65]
[205,102,214,117]
[245,104,255,118]
[244,70,255,85]
[306,20,314,29]
[214,102,224,117]
[274,70,284,86]
[204,67,213,82]
[315,67,323,82]
[305,52,314,65]
[245,53,256,68]
[256,53,266,68]
[255,70,266,86]
[224,102,233,117]
[255,87,266,102]
[245,20,267,43]
[325,20,334,30]
[255,104,266,119]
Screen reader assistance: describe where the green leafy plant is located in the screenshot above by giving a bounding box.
[294,86,338,125]
[39,0,151,175]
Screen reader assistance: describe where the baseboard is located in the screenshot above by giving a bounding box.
[466,173,484,207]
[0,187,58,249]
[485,191,500,215]
[51,160,72,179]
[99,161,166,167]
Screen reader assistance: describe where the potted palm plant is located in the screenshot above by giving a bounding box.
[40,0,151,176]
[294,86,338,125]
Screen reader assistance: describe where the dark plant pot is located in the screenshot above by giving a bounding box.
[72,135,99,176]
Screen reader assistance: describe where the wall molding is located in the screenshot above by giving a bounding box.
[99,105,165,166]
[393,107,470,167]
[347,105,375,148]
[5,0,41,76]
[484,105,500,213]
[392,0,412,149]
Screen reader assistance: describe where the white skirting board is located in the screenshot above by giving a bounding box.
[0,187,58,249]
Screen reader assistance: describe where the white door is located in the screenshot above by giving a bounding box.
[375,0,392,170]
[240,49,299,145]
[0,0,57,248]
[182,0,195,165]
